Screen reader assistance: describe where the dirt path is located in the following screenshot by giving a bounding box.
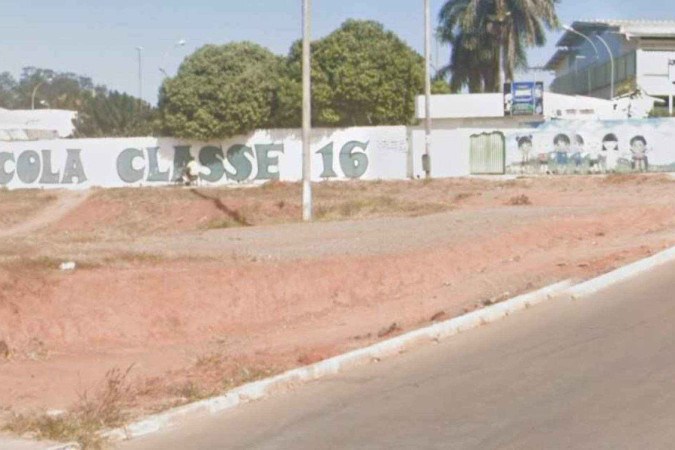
[0,190,91,238]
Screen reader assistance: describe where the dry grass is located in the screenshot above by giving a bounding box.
[603,173,674,185]
[507,195,532,206]
[0,189,56,228]
[3,366,134,449]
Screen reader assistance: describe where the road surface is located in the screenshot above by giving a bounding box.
[122,260,675,450]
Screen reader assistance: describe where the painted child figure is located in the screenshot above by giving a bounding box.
[517,135,533,174]
[570,134,585,174]
[600,133,620,173]
[552,134,571,174]
[629,135,649,172]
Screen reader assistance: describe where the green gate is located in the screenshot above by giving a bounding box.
[470,132,505,175]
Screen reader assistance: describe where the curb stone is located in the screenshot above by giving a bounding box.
[105,243,675,443]
[567,246,675,299]
[21,244,675,447]
[103,279,574,442]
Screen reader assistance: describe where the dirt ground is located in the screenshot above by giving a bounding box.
[0,174,673,423]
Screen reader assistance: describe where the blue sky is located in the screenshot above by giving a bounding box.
[1,0,673,104]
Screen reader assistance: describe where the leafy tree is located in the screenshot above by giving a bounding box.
[0,67,158,137]
[437,0,559,92]
[76,91,157,137]
[159,42,282,140]
[280,20,425,128]
[0,72,19,108]
[431,79,453,94]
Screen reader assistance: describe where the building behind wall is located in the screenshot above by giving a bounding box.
[545,20,675,110]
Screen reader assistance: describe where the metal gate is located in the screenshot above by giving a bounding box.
[470,132,505,174]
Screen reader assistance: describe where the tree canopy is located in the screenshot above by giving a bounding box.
[437,0,559,93]
[285,20,425,127]
[159,42,282,140]
[0,67,156,137]
[159,20,427,137]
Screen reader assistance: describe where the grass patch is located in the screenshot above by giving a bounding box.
[506,195,532,206]
[2,256,66,272]
[203,217,248,230]
[3,366,134,449]
[315,195,446,221]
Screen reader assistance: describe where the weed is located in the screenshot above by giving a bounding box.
[507,195,532,206]
[3,366,133,449]
[171,381,214,403]
[453,192,474,202]
[3,256,64,272]
[203,217,244,230]
[377,322,402,338]
[222,365,278,391]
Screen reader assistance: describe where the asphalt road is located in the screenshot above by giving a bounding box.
[121,261,675,450]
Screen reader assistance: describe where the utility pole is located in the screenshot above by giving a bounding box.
[136,46,143,103]
[302,0,312,221]
[423,0,432,178]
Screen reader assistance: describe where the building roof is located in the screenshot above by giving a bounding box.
[543,48,572,71]
[0,108,77,140]
[557,19,675,48]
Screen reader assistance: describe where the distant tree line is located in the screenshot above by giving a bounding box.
[0,67,156,137]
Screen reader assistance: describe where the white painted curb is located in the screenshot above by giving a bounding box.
[567,246,675,299]
[103,279,573,442]
[97,244,674,443]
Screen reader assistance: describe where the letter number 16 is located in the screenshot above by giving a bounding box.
[316,141,369,179]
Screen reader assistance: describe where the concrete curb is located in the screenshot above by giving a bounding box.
[567,246,675,299]
[103,279,573,442]
[71,244,675,445]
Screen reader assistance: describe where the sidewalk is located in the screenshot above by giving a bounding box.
[0,434,77,450]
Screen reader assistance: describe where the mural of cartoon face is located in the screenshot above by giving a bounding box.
[574,135,584,149]
[630,136,647,156]
[553,134,571,153]
[517,136,533,155]
[601,133,619,152]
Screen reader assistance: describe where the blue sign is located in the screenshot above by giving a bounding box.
[504,82,544,116]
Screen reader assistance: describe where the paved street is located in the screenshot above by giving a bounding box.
[122,261,675,450]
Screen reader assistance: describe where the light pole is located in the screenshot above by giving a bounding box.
[594,34,615,99]
[31,78,52,110]
[423,0,432,178]
[136,46,143,102]
[574,55,591,95]
[302,0,312,222]
[159,39,188,78]
[563,25,612,99]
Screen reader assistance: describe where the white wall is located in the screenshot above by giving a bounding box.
[637,50,675,97]
[0,108,77,139]
[415,94,504,119]
[0,126,409,190]
[410,128,472,178]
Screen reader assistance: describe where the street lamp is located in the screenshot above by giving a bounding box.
[563,24,613,99]
[594,34,615,99]
[136,46,143,102]
[574,55,591,95]
[31,77,52,110]
[159,39,188,78]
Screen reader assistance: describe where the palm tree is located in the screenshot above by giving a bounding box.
[437,0,559,93]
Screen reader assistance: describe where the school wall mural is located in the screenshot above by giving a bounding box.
[504,118,675,175]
